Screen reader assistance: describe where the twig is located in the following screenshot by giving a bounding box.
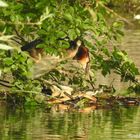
[11,89,41,94]
[15,90,40,94]
[39,78,63,90]
[10,38,23,45]
[88,74,95,89]
[14,29,27,43]
[49,73,59,83]
[63,92,74,100]
[0,79,13,88]
[0,82,13,88]
[0,79,10,83]
[99,3,133,26]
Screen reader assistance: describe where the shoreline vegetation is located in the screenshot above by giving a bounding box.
[0,0,140,110]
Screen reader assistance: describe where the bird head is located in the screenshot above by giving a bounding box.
[66,37,82,58]
[76,39,82,47]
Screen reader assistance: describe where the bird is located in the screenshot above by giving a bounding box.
[66,38,90,71]
[28,37,90,78]
[21,38,44,62]
[66,37,82,58]
[73,42,90,71]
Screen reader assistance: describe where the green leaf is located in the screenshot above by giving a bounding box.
[36,43,46,49]
[4,58,14,65]
[0,0,8,7]
[56,31,66,38]
[102,47,110,56]
[117,51,129,62]
[116,29,124,36]
[64,13,73,22]
[69,6,74,15]
[113,21,123,28]
[68,28,78,39]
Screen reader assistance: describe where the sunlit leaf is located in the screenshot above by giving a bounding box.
[0,35,14,41]
[0,0,8,7]
[0,69,1,77]
[0,44,13,50]
[39,7,54,24]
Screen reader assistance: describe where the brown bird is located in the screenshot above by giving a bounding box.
[21,39,44,62]
[66,37,82,58]
[73,42,90,71]
[66,38,90,71]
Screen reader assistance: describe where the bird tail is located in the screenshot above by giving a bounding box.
[21,39,43,51]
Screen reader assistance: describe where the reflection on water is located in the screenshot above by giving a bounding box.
[0,104,140,140]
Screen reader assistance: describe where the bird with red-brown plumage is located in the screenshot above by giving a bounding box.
[66,38,90,72]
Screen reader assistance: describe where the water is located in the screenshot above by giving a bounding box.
[0,104,140,140]
[96,29,140,92]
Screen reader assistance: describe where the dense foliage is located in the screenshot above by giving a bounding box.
[0,0,139,105]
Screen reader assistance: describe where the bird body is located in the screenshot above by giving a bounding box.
[73,44,90,70]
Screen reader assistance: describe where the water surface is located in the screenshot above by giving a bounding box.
[0,104,140,140]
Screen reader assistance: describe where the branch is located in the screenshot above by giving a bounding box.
[0,79,13,88]
[0,82,13,88]
[0,89,41,95]
[99,3,133,26]
[0,20,41,26]
[14,29,27,44]
[0,79,10,83]
[10,38,23,45]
